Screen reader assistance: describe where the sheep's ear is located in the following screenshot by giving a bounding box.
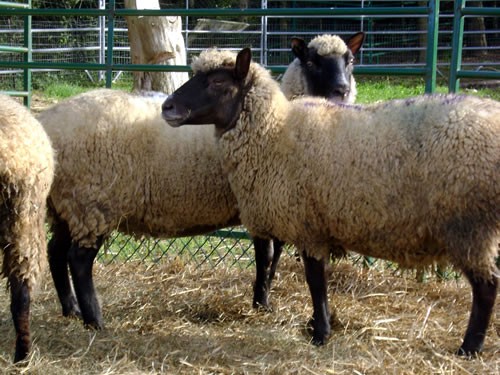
[291,37,308,62]
[347,32,365,55]
[235,48,251,80]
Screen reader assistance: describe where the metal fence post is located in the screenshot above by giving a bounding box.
[98,0,105,82]
[425,0,439,93]
[0,0,31,105]
[22,0,32,106]
[261,0,268,65]
[105,0,115,88]
[449,0,465,93]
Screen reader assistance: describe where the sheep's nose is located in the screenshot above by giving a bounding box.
[162,96,174,111]
[334,84,350,98]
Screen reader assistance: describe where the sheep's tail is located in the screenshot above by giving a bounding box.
[1,183,49,292]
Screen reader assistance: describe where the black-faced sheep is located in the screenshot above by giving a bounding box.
[161,48,500,356]
[281,32,364,103]
[38,89,242,328]
[0,94,54,362]
[39,34,365,328]
[263,31,364,304]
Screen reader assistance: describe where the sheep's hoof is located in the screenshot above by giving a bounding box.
[84,320,104,331]
[13,341,29,363]
[252,300,273,312]
[455,346,482,358]
[305,318,331,346]
[62,306,82,320]
[62,297,82,319]
[311,336,328,346]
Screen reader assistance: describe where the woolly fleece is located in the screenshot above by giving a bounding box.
[195,49,500,281]
[38,89,239,248]
[280,35,357,103]
[0,94,54,290]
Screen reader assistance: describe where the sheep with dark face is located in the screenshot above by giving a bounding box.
[0,94,54,362]
[258,32,364,306]
[281,32,364,103]
[162,48,499,356]
[38,35,365,329]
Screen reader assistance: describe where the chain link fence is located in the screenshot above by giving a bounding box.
[99,228,259,269]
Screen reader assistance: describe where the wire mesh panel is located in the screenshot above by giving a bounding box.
[100,227,275,269]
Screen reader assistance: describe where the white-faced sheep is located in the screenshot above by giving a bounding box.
[0,94,54,362]
[280,32,364,103]
[161,48,499,356]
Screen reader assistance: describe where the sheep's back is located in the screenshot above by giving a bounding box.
[0,94,54,289]
[232,94,499,271]
[39,89,239,247]
[293,95,499,265]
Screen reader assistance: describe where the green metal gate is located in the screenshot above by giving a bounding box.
[2,1,499,101]
[0,0,32,105]
[1,1,442,95]
[449,0,500,92]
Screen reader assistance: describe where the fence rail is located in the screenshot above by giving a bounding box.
[449,0,500,92]
[1,1,442,90]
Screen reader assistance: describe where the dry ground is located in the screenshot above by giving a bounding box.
[0,257,498,374]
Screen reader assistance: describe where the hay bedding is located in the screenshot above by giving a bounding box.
[0,257,498,374]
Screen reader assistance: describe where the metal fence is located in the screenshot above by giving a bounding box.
[0,1,499,269]
[2,1,499,92]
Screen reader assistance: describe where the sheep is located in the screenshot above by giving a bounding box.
[161,47,500,356]
[280,32,365,103]
[39,35,366,328]
[39,89,238,328]
[0,94,55,362]
[39,89,290,329]
[259,31,364,304]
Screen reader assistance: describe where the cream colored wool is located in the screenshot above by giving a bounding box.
[308,34,348,56]
[38,89,239,248]
[280,35,357,103]
[194,49,500,281]
[0,94,54,290]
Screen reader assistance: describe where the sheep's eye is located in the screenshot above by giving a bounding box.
[212,79,225,87]
[306,61,314,68]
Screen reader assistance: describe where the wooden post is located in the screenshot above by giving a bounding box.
[125,0,188,93]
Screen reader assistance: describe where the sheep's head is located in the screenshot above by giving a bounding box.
[162,48,252,135]
[290,32,364,102]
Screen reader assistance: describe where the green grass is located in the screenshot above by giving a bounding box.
[37,80,133,101]
[37,75,499,103]
[356,76,500,103]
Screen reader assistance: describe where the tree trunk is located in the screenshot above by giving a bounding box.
[466,2,488,57]
[125,0,188,93]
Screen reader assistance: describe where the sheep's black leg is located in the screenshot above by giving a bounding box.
[9,275,30,363]
[253,237,274,309]
[253,238,284,309]
[68,240,103,329]
[457,270,497,356]
[269,239,285,285]
[48,218,81,318]
[302,253,331,345]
